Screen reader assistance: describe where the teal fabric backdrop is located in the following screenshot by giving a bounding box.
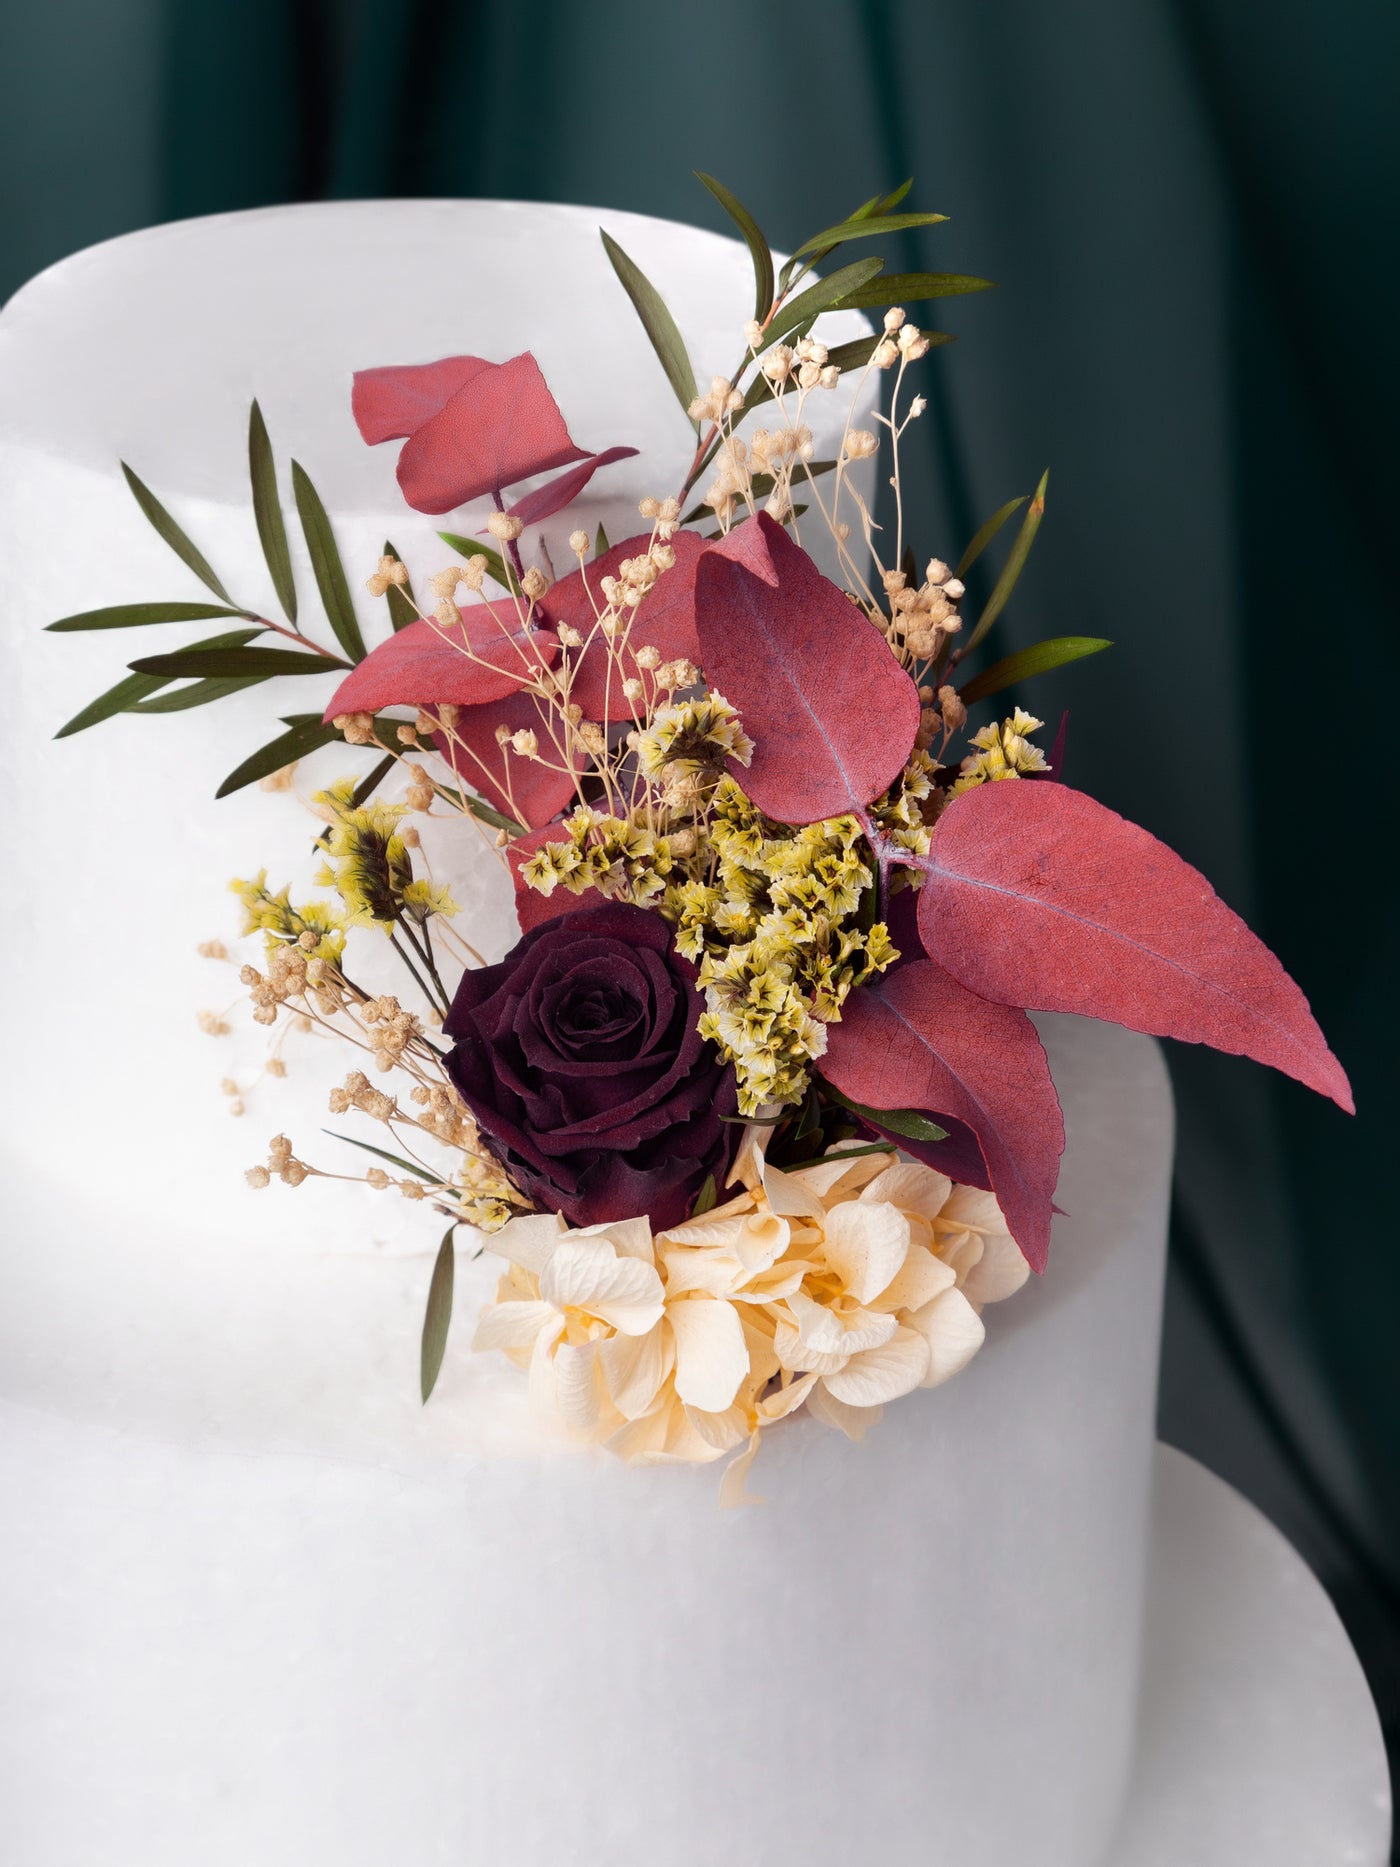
[5,0,1396,1786]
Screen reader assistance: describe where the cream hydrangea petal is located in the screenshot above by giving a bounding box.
[526,1314,567,1417]
[669,1297,750,1412]
[607,1389,726,1465]
[795,1148,897,1201]
[936,1229,982,1282]
[756,1372,817,1422]
[773,1320,852,1378]
[597,1322,668,1420]
[761,1160,828,1223]
[661,1243,744,1299]
[909,1286,986,1386]
[821,1199,911,1305]
[719,1430,765,1508]
[960,1230,1032,1305]
[579,1214,656,1263]
[471,1298,556,1354]
[862,1160,953,1220]
[740,1309,782,1386]
[805,1381,884,1441]
[552,1339,604,1432]
[938,1185,1010,1238]
[491,1210,568,1275]
[662,1214,749,1250]
[877,1243,956,1315]
[786,1287,899,1357]
[540,1241,666,1335]
[734,1212,792,1276]
[685,1400,751,1452]
[822,1326,930,1407]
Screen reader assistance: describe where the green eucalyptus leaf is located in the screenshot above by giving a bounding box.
[595,523,609,557]
[382,540,417,632]
[292,460,367,662]
[838,271,993,310]
[962,470,1049,655]
[129,676,269,714]
[791,210,948,260]
[820,1083,950,1143]
[129,645,347,679]
[695,171,774,324]
[436,532,511,590]
[770,256,886,340]
[121,463,235,604]
[421,1228,456,1404]
[47,600,244,633]
[956,496,1029,580]
[215,717,343,797]
[249,400,297,624]
[600,229,700,432]
[958,636,1112,707]
[55,670,170,738]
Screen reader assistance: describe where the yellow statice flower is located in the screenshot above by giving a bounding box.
[519,806,674,906]
[951,708,1049,795]
[634,693,754,790]
[229,869,347,963]
[866,748,938,858]
[312,780,416,932]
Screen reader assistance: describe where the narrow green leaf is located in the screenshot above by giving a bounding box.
[382,540,417,632]
[875,178,915,213]
[595,523,609,558]
[821,1083,950,1143]
[690,1173,718,1218]
[350,750,397,809]
[791,210,948,260]
[427,777,525,838]
[47,600,243,633]
[291,460,367,662]
[325,1129,443,1184]
[129,676,269,714]
[766,256,886,345]
[54,625,264,736]
[129,645,347,679]
[421,1229,456,1404]
[55,670,169,738]
[122,463,235,603]
[249,400,297,624]
[436,532,511,590]
[695,171,774,324]
[838,271,994,310]
[600,228,700,432]
[778,181,917,293]
[957,636,1112,707]
[215,717,342,797]
[962,470,1050,655]
[956,496,1029,579]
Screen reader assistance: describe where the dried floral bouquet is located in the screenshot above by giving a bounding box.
[53,177,1350,1489]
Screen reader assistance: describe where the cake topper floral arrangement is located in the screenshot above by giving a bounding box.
[51,176,1351,1491]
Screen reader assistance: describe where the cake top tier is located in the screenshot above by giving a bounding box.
[0,198,870,516]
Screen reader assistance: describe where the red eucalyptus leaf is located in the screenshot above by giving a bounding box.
[916,781,1353,1111]
[434,692,583,831]
[502,446,640,528]
[392,353,589,513]
[351,356,492,445]
[507,826,610,932]
[693,513,920,823]
[823,958,1064,1271]
[323,600,558,717]
[539,528,706,722]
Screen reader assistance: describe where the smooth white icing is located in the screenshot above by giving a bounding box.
[0,203,1173,1866]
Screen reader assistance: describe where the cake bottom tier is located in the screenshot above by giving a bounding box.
[0,1017,1171,1867]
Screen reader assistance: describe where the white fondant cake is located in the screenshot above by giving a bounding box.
[0,203,1173,1866]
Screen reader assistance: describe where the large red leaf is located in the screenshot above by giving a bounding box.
[916,780,1353,1111]
[435,691,583,831]
[507,826,609,931]
[539,528,706,723]
[324,600,558,717]
[394,353,590,513]
[351,356,492,445]
[822,958,1064,1271]
[503,446,639,528]
[693,513,920,823]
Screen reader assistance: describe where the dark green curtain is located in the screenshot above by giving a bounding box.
[6,0,1396,1785]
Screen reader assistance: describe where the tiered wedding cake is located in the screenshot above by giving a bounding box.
[0,202,1172,1866]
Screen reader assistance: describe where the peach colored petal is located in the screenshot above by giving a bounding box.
[540,1241,665,1335]
[597,1323,668,1420]
[821,1326,930,1407]
[909,1286,986,1387]
[471,1298,555,1354]
[820,1199,911,1305]
[862,1160,953,1220]
[805,1383,884,1441]
[669,1297,750,1412]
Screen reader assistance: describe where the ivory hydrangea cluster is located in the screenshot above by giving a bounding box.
[471,1132,1028,1498]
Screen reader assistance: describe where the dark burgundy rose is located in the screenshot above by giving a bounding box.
[443,902,737,1230]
